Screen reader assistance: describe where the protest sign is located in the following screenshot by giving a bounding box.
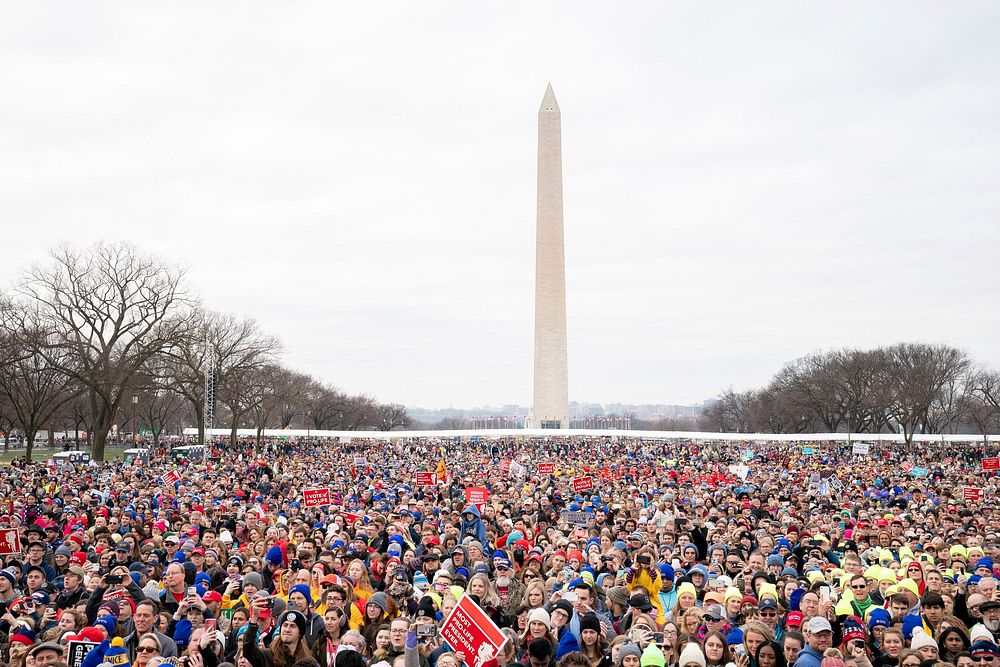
[67,641,99,667]
[983,457,1000,471]
[465,487,489,507]
[0,528,21,555]
[303,488,331,508]
[440,594,508,667]
[963,487,983,501]
[560,510,594,526]
[509,461,526,478]
[353,456,367,467]
[728,464,750,481]
[161,469,181,485]
[851,442,870,455]
[572,476,594,492]
[538,462,554,475]
[415,471,437,486]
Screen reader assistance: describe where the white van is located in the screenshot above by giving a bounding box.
[53,450,91,464]
[123,448,150,465]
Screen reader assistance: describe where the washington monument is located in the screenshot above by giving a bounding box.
[531,83,569,429]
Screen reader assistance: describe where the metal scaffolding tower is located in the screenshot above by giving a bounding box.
[204,341,217,431]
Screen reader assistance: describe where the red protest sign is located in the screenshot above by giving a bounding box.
[983,458,1000,470]
[342,513,362,525]
[572,476,594,492]
[538,462,554,475]
[441,594,508,667]
[500,460,511,474]
[963,487,983,501]
[0,528,20,555]
[161,469,181,485]
[303,488,331,508]
[465,487,489,507]
[415,471,437,487]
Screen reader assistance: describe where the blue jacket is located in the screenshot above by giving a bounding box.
[460,504,488,546]
[794,645,823,667]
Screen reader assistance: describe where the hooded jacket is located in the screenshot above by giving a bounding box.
[460,504,489,547]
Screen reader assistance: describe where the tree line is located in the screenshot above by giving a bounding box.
[0,242,410,461]
[700,343,1000,443]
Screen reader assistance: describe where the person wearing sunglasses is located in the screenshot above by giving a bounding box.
[969,640,1000,665]
[135,634,163,667]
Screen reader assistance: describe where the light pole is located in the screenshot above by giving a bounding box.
[132,395,139,445]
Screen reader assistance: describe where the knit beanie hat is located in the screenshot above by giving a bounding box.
[527,607,552,629]
[676,582,698,599]
[104,638,129,666]
[617,644,643,667]
[289,584,313,606]
[266,545,284,565]
[367,591,388,613]
[242,572,264,589]
[94,615,117,637]
[641,644,667,667]
[173,619,193,648]
[10,628,36,646]
[867,608,890,630]
[279,610,308,636]
[678,643,706,667]
[910,628,937,651]
[580,612,602,634]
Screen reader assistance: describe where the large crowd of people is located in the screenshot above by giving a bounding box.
[0,436,997,667]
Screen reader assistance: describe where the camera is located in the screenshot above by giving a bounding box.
[637,555,651,566]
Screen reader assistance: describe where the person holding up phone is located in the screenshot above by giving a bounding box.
[625,547,666,626]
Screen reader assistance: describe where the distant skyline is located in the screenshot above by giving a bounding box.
[2,3,999,408]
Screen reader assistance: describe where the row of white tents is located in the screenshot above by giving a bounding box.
[183,428,999,443]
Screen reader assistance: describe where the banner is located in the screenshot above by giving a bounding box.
[415,471,437,487]
[342,512,362,525]
[161,469,181,485]
[851,442,870,455]
[67,641,99,667]
[440,594,508,667]
[572,476,594,492]
[353,456,367,467]
[465,487,489,507]
[983,457,1000,470]
[963,487,983,501]
[509,461,526,478]
[303,488,332,508]
[0,528,21,555]
[538,462,554,475]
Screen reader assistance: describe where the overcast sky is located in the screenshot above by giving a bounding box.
[2,3,999,411]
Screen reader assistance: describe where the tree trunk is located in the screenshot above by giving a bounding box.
[25,427,36,463]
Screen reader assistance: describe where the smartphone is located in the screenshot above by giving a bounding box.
[734,644,746,657]
[105,575,123,585]
[264,596,275,609]
[651,632,665,645]
[562,591,578,603]
[416,624,437,638]
[819,586,831,603]
[204,619,217,632]
[188,586,198,596]
[637,555,651,566]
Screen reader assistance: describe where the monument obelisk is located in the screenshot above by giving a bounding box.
[531,83,569,429]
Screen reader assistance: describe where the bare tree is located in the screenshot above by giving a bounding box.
[214,321,280,447]
[18,243,195,460]
[0,299,82,461]
[377,403,411,431]
[883,343,970,445]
